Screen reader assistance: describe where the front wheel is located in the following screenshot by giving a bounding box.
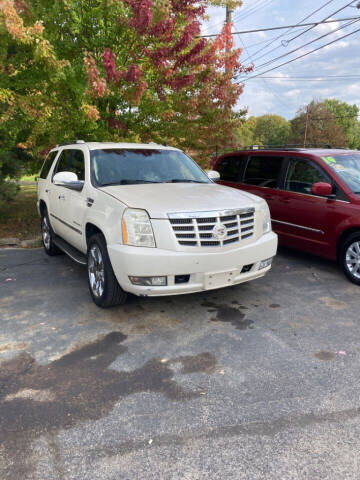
[340,232,360,285]
[87,233,128,307]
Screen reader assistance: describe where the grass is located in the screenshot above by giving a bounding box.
[0,185,40,241]
[20,173,38,183]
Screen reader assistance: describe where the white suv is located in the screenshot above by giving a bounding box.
[37,141,278,307]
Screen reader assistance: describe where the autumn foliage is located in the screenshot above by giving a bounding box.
[0,0,249,200]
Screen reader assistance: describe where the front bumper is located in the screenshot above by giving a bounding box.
[108,231,278,296]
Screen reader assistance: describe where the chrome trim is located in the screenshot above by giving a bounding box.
[50,213,82,235]
[272,219,324,234]
[168,208,255,219]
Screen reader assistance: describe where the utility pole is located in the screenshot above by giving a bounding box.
[226,5,233,26]
[225,6,233,72]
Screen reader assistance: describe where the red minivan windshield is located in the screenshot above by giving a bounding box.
[321,153,360,194]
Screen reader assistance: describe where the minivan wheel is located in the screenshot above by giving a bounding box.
[41,211,62,256]
[87,233,127,307]
[340,232,360,285]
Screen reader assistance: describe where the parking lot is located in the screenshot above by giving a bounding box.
[1,247,360,479]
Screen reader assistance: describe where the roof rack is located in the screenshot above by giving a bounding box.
[57,140,85,147]
[242,144,333,151]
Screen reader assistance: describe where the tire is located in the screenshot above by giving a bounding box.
[41,210,62,256]
[87,233,128,307]
[340,232,360,285]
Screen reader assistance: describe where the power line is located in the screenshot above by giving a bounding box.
[285,0,359,45]
[232,0,274,24]
[199,16,360,37]
[236,25,360,83]
[259,74,360,78]
[240,0,338,64]
[253,17,359,71]
[202,0,274,37]
[251,75,360,81]
[238,34,290,110]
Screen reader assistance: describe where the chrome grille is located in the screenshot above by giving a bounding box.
[168,209,255,247]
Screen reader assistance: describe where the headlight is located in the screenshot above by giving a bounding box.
[122,208,155,247]
[261,203,272,234]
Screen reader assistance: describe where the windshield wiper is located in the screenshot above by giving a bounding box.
[100,180,160,187]
[165,179,208,183]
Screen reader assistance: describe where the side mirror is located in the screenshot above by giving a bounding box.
[53,171,84,191]
[311,182,334,198]
[206,170,221,181]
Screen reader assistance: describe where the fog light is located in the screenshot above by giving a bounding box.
[129,276,167,286]
[259,258,273,270]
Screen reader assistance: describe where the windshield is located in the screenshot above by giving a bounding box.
[321,153,360,194]
[90,149,210,186]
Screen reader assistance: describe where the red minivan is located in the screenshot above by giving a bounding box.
[214,148,360,284]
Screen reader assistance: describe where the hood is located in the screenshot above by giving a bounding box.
[100,183,263,219]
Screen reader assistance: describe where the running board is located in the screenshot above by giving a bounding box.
[53,236,87,266]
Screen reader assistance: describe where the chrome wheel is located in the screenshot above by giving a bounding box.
[345,241,360,279]
[42,216,51,250]
[88,245,105,298]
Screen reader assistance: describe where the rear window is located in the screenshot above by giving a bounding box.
[39,151,58,179]
[216,155,246,182]
[243,156,283,188]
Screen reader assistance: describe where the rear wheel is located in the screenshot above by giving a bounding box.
[87,233,127,307]
[340,232,360,285]
[41,211,62,256]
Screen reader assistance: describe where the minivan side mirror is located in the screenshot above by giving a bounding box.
[53,171,84,191]
[206,170,221,181]
[311,182,335,198]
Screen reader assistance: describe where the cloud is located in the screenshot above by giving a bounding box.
[205,0,360,119]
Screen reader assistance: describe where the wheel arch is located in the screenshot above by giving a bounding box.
[337,227,360,260]
[85,222,105,249]
[39,199,47,216]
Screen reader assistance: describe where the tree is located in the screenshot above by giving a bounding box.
[0,0,248,205]
[290,100,348,148]
[235,114,290,148]
[0,0,69,204]
[324,99,360,149]
[252,114,290,147]
[236,116,256,148]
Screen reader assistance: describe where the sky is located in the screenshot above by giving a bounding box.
[202,0,360,120]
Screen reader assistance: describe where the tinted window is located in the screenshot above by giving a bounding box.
[69,150,85,180]
[53,149,72,178]
[39,151,58,179]
[244,156,283,188]
[90,149,210,186]
[285,158,328,195]
[216,156,245,182]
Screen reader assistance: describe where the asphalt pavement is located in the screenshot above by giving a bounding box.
[1,246,360,479]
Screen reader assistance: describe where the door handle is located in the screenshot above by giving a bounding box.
[280,197,291,203]
[58,194,65,200]
[45,189,50,193]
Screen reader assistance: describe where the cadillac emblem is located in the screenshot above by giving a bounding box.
[212,223,227,241]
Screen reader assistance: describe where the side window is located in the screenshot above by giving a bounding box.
[39,151,58,179]
[285,158,328,195]
[53,149,72,179]
[69,150,85,181]
[243,156,283,188]
[216,156,246,182]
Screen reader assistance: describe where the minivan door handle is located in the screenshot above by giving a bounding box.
[280,197,291,203]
